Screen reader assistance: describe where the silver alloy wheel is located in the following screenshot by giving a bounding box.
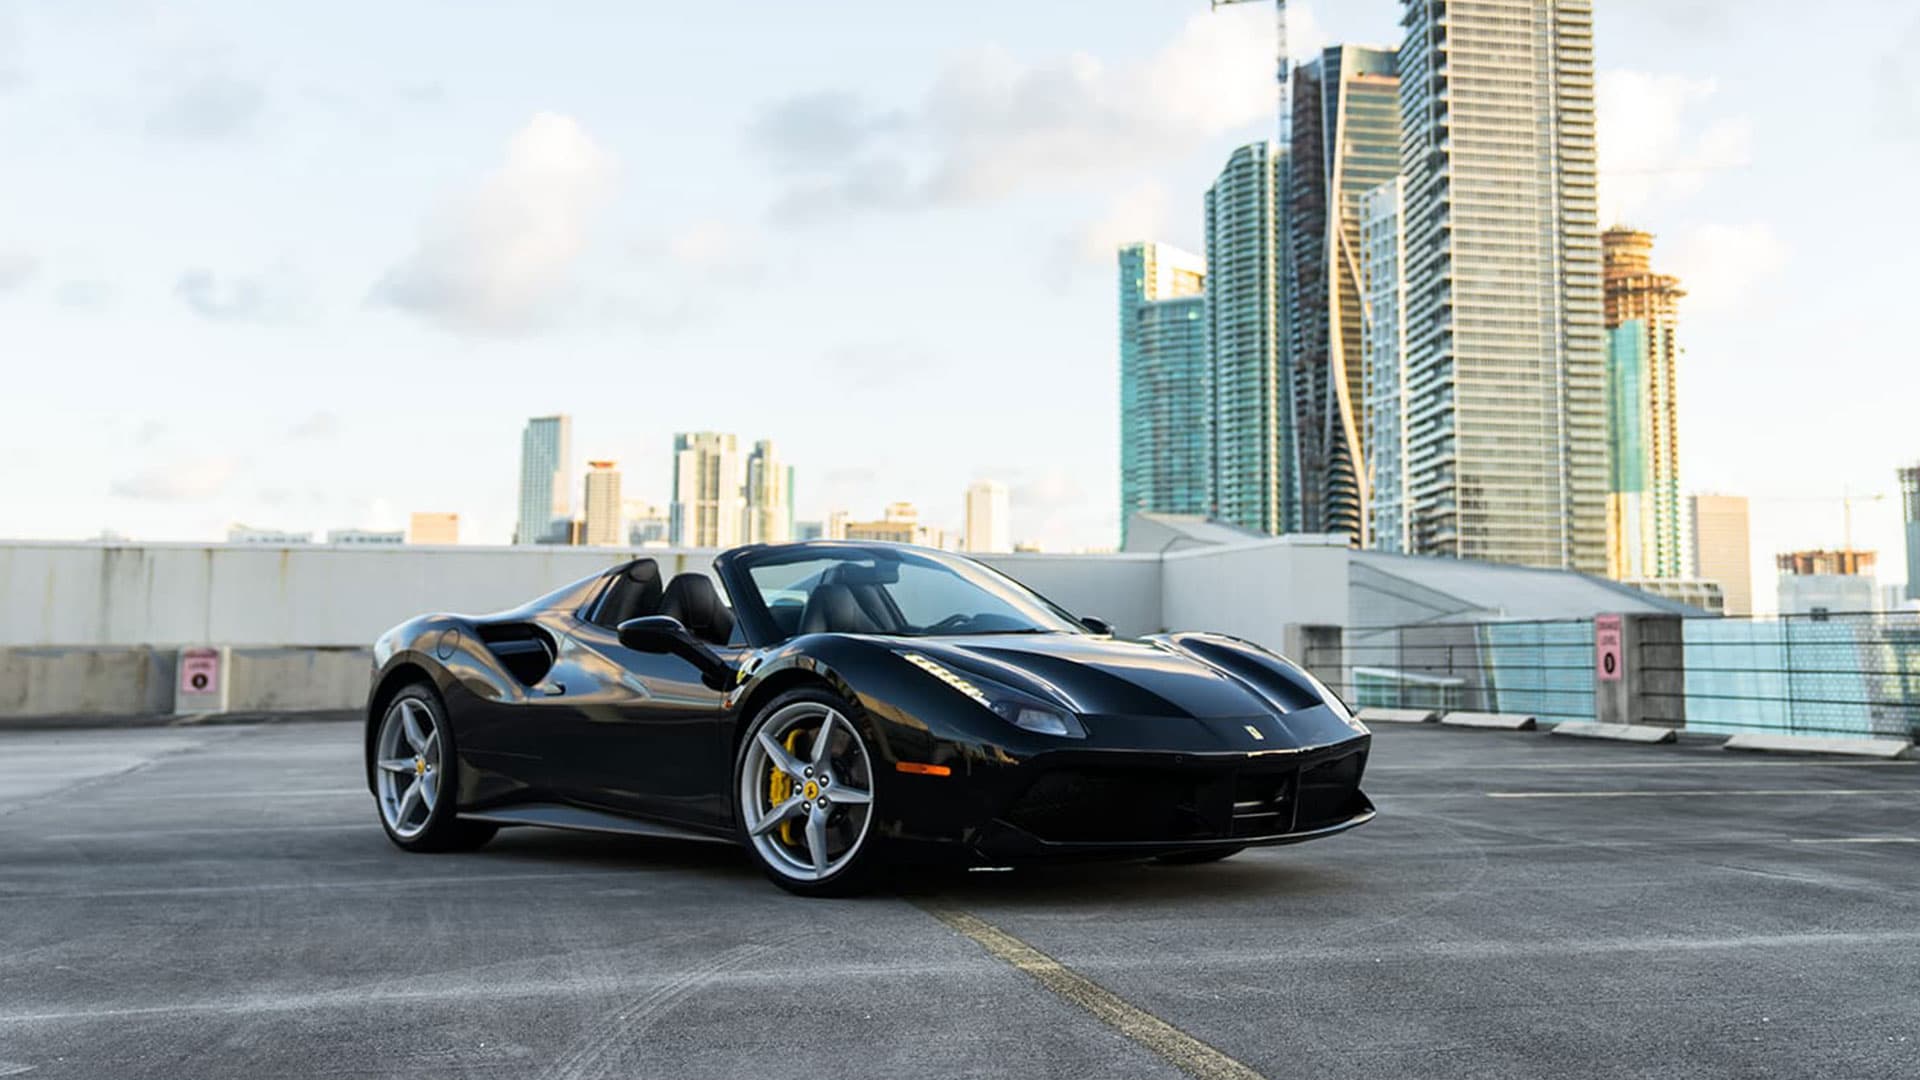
[739,702,875,882]
[374,696,443,840]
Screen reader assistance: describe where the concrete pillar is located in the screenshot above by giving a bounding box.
[1594,613,1686,728]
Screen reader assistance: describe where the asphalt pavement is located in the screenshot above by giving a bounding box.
[2,721,1917,1079]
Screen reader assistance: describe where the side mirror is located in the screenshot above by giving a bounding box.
[618,616,735,690]
[1079,615,1115,636]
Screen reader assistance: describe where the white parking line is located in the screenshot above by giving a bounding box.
[1484,789,1906,799]
[1788,836,1920,844]
[1372,760,1917,772]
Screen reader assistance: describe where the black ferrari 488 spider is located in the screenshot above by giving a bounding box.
[364,541,1373,894]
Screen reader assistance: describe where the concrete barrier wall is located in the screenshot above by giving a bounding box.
[0,542,1171,649]
[0,646,379,718]
[0,647,178,717]
[225,648,375,713]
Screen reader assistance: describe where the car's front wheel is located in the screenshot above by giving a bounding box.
[734,689,880,896]
[371,683,497,853]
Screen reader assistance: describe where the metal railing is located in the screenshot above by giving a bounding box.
[1308,618,1597,724]
[1305,611,1920,738]
[1649,611,1920,738]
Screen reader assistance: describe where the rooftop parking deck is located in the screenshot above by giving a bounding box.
[1,721,1916,1079]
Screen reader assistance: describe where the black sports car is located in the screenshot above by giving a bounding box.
[364,541,1373,894]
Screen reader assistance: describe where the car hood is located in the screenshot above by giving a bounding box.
[895,632,1333,722]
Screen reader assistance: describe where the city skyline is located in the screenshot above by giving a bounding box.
[1,1,1914,603]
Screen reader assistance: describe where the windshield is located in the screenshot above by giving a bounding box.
[734,545,1086,640]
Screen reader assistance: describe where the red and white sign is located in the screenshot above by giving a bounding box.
[179,648,222,695]
[1594,614,1623,682]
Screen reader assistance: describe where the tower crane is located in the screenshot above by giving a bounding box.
[1209,0,1292,147]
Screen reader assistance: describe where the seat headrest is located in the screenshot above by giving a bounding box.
[799,583,883,635]
[660,573,733,645]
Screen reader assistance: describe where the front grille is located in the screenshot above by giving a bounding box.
[1001,748,1365,845]
[1002,768,1216,843]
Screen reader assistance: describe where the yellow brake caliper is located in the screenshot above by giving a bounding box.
[768,728,807,846]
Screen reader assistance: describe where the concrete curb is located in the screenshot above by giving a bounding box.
[1357,707,1438,725]
[1551,721,1677,744]
[1440,711,1538,731]
[1721,732,1914,759]
[0,709,360,733]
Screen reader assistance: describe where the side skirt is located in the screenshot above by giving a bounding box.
[462,804,736,845]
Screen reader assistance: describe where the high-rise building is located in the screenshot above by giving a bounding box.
[1206,140,1295,536]
[228,524,311,544]
[1603,227,1687,580]
[407,512,459,545]
[964,480,1011,553]
[745,440,793,544]
[670,431,744,549]
[1287,45,1400,546]
[1397,0,1605,571]
[1118,242,1209,545]
[845,502,943,548]
[623,500,668,546]
[582,460,623,546]
[1901,464,1920,601]
[1776,549,1878,616]
[1690,494,1753,616]
[1360,177,1409,553]
[515,415,572,545]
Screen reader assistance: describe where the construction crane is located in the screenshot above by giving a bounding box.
[1210,0,1292,147]
[1751,491,1889,555]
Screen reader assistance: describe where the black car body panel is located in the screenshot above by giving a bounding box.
[365,542,1373,864]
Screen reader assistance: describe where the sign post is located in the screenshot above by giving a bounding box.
[174,646,230,715]
[1594,614,1623,683]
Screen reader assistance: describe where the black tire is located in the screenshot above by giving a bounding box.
[1154,846,1246,866]
[371,682,498,854]
[732,687,881,897]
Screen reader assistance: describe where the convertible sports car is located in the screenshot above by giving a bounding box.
[364,541,1373,895]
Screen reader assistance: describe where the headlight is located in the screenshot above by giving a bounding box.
[989,701,1086,738]
[900,652,1087,739]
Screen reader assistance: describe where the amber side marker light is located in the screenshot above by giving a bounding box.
[895,761,952,777]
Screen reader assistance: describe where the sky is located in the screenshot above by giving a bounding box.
[1,0,1916,605]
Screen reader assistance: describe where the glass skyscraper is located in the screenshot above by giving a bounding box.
[1206,141,1296,536]
[515,414,572,545]
[1361,177,1408,553]
[1397,0,1606,572]
[1118,242,1208,544]
[1287,45,1400,546]
[1603,227,1686,580]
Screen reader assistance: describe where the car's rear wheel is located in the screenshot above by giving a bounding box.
[734,689,878,896]
[1154,846,1245,865]
[371,683,496,853]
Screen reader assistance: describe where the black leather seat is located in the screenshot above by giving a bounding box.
[660,573,734,645]
[594,560,663,629]
[799,583,885,634]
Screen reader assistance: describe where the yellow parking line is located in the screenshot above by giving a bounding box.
[920,904,1264,1080]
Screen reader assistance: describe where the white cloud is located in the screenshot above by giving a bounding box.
[175,264,306,323]
[110,457,241,502]
[1666,222,1788,314]
[0,251,37,294]
[1067,181,1172,265]
[371,112,616,334]
[758,8,1281,223]
[1597,70,1753,225]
